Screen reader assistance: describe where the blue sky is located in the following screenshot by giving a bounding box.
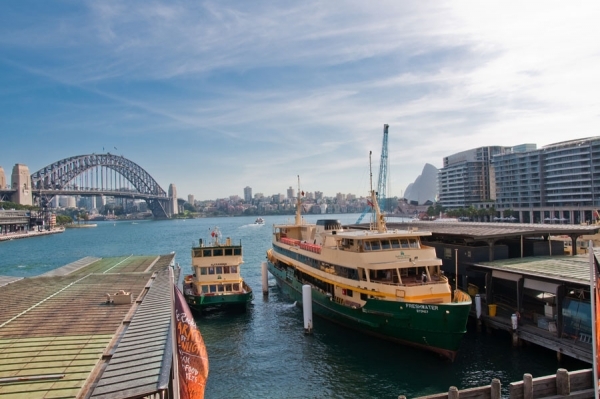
[1,2,599,200]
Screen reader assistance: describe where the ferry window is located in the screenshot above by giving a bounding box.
[225,248,233,256]
[346,289,353,296]
[234,248,242,256]
[214,249,223,256]
[390,239,400,249]
[363,242,371,251]
[201,285,209,293]
[233,283,240,291]
[408,239,419,248]
[224,266,230,274]
[209,285,217,293]
[200,267,207,275]
[203,249,212,257]
[371,241,381,250]
[216,266,223,274]
[231,266,238,273]
[218,285,225,293]
[225,284,232,292]
[400,239,409,248]
[208,267,215,275]
[381,240,391,250]
[444,248,452,259]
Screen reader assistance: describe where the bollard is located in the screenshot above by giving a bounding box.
[491,378,501,399]
[523,373,533,399]
[261,262,268,296]
[511,313,518,330]
[448,386,459,399]
[302,285,313,334]
[556,368,570,396]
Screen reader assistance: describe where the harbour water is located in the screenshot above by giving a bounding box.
[0,214,588,398]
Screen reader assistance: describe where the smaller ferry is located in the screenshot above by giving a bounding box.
[183,227,253,313]
[254,217,265,225]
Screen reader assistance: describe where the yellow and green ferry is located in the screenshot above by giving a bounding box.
[267,182,471,360]
[183,227,253,313]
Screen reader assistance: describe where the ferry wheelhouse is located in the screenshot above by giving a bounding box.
[184,228,253,313]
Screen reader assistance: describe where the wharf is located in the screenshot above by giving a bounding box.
[0,254,178,398]
[0,228,65,242]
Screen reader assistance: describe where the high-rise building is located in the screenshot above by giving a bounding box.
[493,137,600,223]
[314,191,323,200]
[438,146,509,209]
[188,194,195,205]
[287,186,295,199]
[244,186,252,202]
[0,166,6,189]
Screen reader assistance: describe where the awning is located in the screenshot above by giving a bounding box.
[492,270,522,282]
[524,278,559,294]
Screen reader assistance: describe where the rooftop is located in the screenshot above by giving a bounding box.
[0,254,176,398]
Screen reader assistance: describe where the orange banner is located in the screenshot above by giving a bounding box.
[596,276,600,375]
[173,285,209,399]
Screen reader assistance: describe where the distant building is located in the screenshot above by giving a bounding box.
[438,146,509,209]
[59,196,76,208]
[314,191,323,200]
[244,186,252,202]
[493,137,600,223]
[188,194,195,205]
[287,186,295,199]
[0,166,6,189]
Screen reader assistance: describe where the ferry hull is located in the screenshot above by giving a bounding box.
[268,262,470,361]
[184,289,253,314]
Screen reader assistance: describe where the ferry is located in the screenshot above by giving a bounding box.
[183,227,253,313]
[266,177,472,361]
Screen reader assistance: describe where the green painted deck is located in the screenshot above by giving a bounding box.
[0,254,176,398]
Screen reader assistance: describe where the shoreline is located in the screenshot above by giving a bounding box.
[0,227,65,242]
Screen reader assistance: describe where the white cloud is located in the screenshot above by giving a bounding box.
[1,1,599,199]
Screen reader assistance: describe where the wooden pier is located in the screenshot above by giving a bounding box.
[0,254,178,398]
[403,368,596,399]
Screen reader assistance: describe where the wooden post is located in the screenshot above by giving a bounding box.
[491,378,501,399]
[556,368,570,396]
[524,374,533,399]
[449,386,459,399]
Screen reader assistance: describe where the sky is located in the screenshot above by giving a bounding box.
[1,2,599,201]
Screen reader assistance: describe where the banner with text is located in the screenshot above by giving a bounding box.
[173,285,209,399]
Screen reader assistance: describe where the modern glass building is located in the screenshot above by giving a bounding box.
[494,137,600,224]
[438,146,509,209]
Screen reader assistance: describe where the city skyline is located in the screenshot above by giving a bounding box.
[1,2,599,200]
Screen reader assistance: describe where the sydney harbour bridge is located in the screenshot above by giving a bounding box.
[0,153,178,218]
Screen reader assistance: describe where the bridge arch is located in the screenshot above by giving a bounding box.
[31,154,172,218]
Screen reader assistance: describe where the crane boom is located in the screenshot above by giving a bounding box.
[377,124,389,212]
[356,124,389,224]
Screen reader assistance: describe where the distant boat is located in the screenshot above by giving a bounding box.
[183,227,253,314]
[254,217,265,225]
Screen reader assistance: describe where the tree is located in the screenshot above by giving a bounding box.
[56,215,73,225]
